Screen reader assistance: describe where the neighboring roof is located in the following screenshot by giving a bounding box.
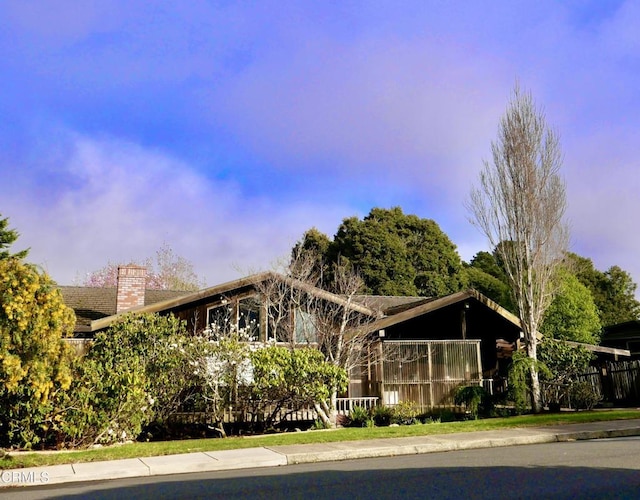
[602,320,640,340]
[89,272,378,332]
[59,286,188,333]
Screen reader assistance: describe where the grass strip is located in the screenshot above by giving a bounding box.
[2,409,640,470]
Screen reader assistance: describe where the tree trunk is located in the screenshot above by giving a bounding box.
[528,362,542,413]
[314,402,331,427]
[527,341,542,413]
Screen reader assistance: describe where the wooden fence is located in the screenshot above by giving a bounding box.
[170,404,319,426]
[542,360,640,408]
[577,360,640,405]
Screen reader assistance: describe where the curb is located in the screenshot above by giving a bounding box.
[2,425,640,489]
[272,426,640,465]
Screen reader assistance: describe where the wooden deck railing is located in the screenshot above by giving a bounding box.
[335,397,379,415]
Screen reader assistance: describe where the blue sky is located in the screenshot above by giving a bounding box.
[1,1,639,288]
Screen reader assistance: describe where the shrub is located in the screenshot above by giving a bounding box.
[507,351,551,414]
[392,400,421,425]
[347,405,371,427]
[58,356,150,447]
[0,259,75,449]
[570,381,601,410]
[57,313,193,447]
[371,405,394,426]
[312,418,331,430]
[454,385,488,419]
[249,346,348,429]
[434,409,456,422]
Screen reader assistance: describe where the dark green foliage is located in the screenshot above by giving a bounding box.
[90,313,195,424]
[346,405,371,427]
[0,214,29,260]
[597,266,640,326]
[371,405,394,426]
[58,313,196,447]
[454,385,488,419]
[296,207,466,297]
[470,251,506,281]
[541,268,601,344]
[59,354,149,447]
[293,228,331,261]
[567,253,640,327]
[465,250,514,311]
[538,338,593,408]
[464,266,514,311]
[538,339,593,383]
[508,351,551,414]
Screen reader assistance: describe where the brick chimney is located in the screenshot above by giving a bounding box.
[116,265,147,313]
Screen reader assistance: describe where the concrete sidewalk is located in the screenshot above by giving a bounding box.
[3,418,640,488]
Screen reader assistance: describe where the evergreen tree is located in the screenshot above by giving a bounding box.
[540,267,601,344]
[465,251,514,311]
[296,207,466,297]
[0,214,29,260]
[567,253,640,326]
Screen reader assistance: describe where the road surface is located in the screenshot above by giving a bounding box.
[5,436,640,499]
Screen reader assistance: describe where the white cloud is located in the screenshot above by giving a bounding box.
[209,34,510,196]
[1,132,350,285]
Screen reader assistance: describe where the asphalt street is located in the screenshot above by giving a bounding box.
[6,436,640,500]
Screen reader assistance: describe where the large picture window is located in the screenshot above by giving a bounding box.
[206,296,261,341]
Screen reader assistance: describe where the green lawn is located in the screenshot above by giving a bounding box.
[2,409,640,470]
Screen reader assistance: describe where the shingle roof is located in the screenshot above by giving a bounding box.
[351,295,432,315]
[58,286,188,335]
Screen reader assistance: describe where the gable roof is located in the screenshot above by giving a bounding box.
[364,289,522,334]
[89,271,378,332]
[359,290,630,358]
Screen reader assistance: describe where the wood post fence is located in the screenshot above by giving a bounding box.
[577,360,640,405]
[542,360,640,409]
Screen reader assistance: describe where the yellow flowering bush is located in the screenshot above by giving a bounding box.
[0,258,75,448]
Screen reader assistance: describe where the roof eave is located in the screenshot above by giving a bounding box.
[90,271,377,332]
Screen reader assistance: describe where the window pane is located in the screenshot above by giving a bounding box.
[239,297,260,341]
[295,309,318,344]
[206,304,233,338]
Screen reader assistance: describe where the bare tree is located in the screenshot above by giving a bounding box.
[82,243,204,291]
[467,84,569,412]
[254,250,379,425]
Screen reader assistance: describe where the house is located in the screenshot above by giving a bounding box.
[59,265,522,409]
[60,265,628,410]
[349,289,524,408]
[601,321,640,359]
